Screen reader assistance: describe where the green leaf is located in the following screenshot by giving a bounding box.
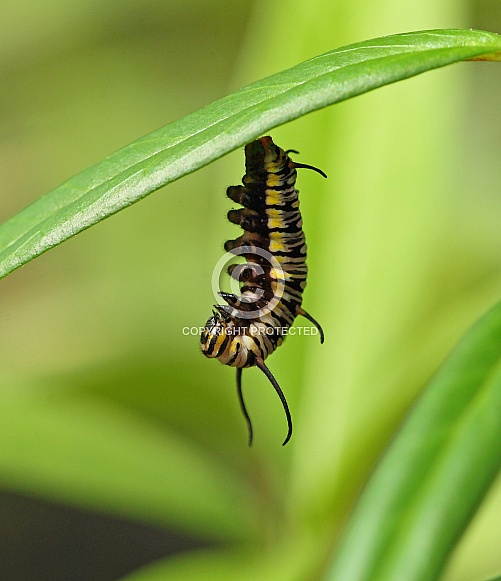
[1,29,500,279]
[0,381,256,542]
[325,300,501,581]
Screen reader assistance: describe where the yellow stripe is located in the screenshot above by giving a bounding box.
[268,218,284,229]
[267,208,281,218]
[266,173,281,187]
[269,239,286,252]
[265,190,282,205]
[214,331,227,352]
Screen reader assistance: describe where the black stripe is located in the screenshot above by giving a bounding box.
[206,331,219,356]
[227,341,241,366]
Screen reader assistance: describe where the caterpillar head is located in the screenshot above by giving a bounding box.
[200,308,231,359]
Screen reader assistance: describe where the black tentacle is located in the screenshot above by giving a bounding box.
[255,357,292,446]
[293,162,327,179]
[236,367,253,446]
[297,307,325,344]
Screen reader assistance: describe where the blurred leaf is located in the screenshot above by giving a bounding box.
[325,300,501,581]
[121,550,263,581]
[121,550,249,581]
[1,29,500,279]
[121,539,318,581]
[0,381,256,542]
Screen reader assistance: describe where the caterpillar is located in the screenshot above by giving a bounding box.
[200,136,325,446]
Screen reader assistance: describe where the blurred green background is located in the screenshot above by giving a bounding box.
[1,1,501,580]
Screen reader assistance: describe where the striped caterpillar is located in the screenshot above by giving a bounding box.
[200,136,325,445]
